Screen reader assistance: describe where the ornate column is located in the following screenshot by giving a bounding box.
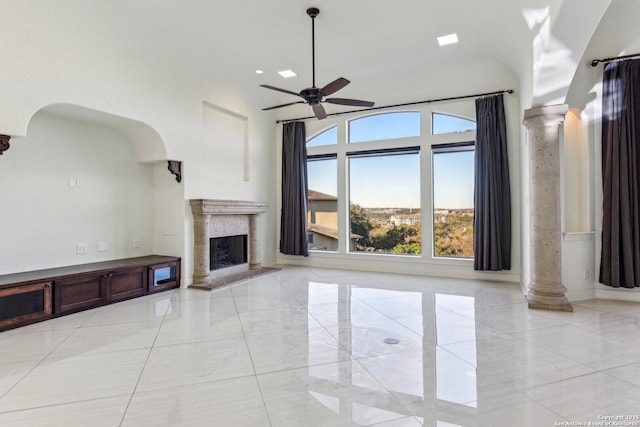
[523,104,572,312]
[249,213,262,270]
[192,214,211,286]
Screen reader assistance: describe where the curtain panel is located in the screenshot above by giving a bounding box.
[473,94,511,271]
[600,59,640,288]
[280,121,309,256]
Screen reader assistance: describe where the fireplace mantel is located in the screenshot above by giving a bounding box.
[189,199,269,289]
[190,199,268,216]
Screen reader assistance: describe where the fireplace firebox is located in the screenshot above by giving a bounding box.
[210,235,247,270]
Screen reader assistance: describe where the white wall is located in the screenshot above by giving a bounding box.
[0,112,155,274]
[559,109,596,301]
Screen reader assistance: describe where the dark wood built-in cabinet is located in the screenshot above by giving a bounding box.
[0,255,181,331]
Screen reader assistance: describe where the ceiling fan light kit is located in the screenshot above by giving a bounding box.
[261,7,375,120]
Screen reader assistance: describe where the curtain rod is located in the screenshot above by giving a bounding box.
[275,89,514,124]
[591,53,640,67]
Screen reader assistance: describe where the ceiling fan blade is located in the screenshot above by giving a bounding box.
[320,77,350,96]
[312,104,327,120]
[325,98,375,107]
[260,84,301,97]
[262,101,305,111]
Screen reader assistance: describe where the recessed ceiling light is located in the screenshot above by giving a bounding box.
[255,69,264,74]
[278,69,297,78]
[437,33,459,46]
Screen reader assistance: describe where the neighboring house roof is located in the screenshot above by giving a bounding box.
[308,189,337,201]
[309,223,361,240]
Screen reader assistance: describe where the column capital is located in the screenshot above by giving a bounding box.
[523,104,569,129]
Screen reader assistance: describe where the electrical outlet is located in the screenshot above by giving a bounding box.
[68,177,77,188]
[76,243,88,254]
[133,239,140,249]
[76,176,84,188]
[98,241,108,252]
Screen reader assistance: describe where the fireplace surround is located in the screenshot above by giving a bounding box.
[189,199,269,289]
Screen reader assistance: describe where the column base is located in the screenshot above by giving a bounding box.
[526,287,573,312]
[527,299,573,312]
[192,274,210,287]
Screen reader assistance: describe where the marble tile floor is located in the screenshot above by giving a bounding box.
[1,266,640,426]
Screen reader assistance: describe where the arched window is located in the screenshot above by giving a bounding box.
[432,113,476,135]
[349,112,420,143]
[307,126,337,147]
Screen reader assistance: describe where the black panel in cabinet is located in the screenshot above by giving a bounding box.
[148,261,180,293]
[0,282,52,331]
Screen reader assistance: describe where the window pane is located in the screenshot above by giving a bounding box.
[432,113,476,135]
[308,126,337,147]
[349,112,420,143]
[432,149,474,258]
[349,153,421,254]
[307,158,339,251]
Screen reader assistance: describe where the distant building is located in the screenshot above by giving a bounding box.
[390,213,421,226]
[307,189,338,229]
[307,223,361,251]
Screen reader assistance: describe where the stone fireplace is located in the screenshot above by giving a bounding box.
[189,199,269,290]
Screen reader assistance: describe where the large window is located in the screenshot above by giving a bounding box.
[304,108,477,261]
[432,144,475,258]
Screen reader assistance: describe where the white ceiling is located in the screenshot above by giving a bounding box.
[13,0,640,122]
[70,0,558,116]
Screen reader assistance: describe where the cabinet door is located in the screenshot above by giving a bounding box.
[148,261,180,293]
[54,274,105,315]
[0,282,52,331]
[107,267,146,302]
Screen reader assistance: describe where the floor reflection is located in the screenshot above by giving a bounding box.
[306,283,480,423]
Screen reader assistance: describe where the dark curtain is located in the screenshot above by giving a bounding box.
[473,94,511,270]
[280,121,309,256]
[600,59,640,288]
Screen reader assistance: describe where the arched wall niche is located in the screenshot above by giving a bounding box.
[36,103,168,163]
[0,102,185,278]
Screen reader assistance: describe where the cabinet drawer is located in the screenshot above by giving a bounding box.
[54,274,104,315]
[108,267,145,302]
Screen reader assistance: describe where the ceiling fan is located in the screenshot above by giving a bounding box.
[260,7,375,120]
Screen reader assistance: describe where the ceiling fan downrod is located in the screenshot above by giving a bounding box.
[307,7,320,88]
